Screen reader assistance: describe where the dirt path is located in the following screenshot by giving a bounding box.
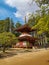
[0,49,49,65]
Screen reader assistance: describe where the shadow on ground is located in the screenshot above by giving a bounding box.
[0,49,32,59]
[0,52,17,59]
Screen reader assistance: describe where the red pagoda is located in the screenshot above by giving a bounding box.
[15,24,38,48]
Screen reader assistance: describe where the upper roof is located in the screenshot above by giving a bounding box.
[15,24,36,32]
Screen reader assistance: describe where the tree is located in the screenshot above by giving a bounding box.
[9,18,15,33]
[0,18,14,33]
[15,21,22,37]
[0,32,18,52]
[27,14,36,27]
[15,21,22,28]
[35,0,49,15]
[32,14,49,35]
[35,0,49,7]
[32,0,49,35]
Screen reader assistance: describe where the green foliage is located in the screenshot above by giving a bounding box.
[15,21,22,28]
[0,32,18,45]
[27,14,36,27]
[28,0,49,36]
[32,15,49,35]
[0,18,14,33]
[35,0,49,16]
[0,32,18,52]
[15,21,22,37]
[35,0,49,7]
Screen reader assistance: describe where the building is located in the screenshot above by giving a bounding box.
[15,24,38,48]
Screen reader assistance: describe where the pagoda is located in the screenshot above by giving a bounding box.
[14,16,38,48]
[15,24,38,48]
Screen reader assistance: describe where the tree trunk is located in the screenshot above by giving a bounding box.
[3,44,6,53]
[45,35,47,44]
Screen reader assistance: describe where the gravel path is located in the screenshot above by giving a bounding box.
[0,48,49,65]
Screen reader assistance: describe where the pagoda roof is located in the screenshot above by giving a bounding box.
[15,24,36,32]
[18,36,39,43]
[19,34,32,37]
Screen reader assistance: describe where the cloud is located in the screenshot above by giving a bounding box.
[5,0,39,20]
[14,11,22,17]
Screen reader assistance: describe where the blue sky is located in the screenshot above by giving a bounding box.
[0,0,24,24]
[0,0,39,24]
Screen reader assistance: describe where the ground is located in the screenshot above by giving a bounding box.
[0,48,49,65]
